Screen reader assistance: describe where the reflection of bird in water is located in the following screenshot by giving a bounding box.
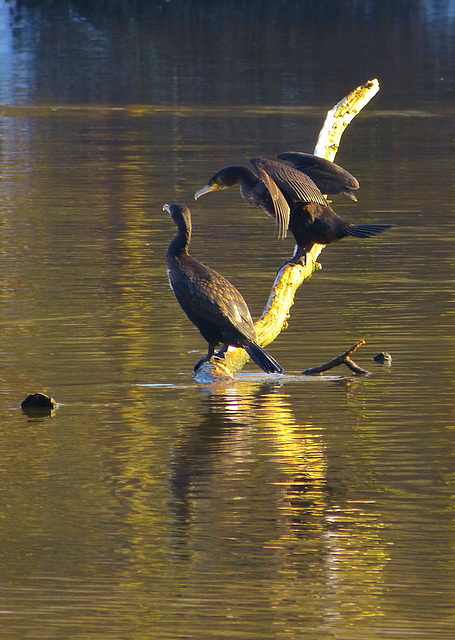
[164,203,284,374]
[277,151,360,201]
[195,157,392,264]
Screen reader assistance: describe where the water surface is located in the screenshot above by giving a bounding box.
[0,2,454,639]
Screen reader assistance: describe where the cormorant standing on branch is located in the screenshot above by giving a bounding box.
[195,158,326,240]
[164,203,284,374]
[277,151,360,201]
[195,158,392,264]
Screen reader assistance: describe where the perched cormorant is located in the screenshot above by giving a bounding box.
[164,203,284,374]
[195,157,392,264]
[195,157,326,240]
[277,152,360,201]
[251,157,392,262]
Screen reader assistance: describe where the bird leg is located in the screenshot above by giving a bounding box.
[193,344,216,371]
[214,343,230,359]
[291,243,314,264]
[276,245,311,272]
[277,256,306,273]
[194,343,232,371]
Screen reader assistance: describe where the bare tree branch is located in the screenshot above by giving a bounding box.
[194,80,380,383]
[302,340,370,376]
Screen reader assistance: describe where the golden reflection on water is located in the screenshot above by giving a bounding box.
[0,5,454,637]
[101,379,392,634]
[0,64,452,640]
[242,385,390,626]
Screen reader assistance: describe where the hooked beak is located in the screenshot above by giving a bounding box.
[194,184,217,200]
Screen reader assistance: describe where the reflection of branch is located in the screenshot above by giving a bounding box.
[194,79,380,383]
[302,340,370,376]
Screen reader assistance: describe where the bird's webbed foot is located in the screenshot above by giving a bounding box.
[193,344,218,371]
[194,344,229,371]
[277,253,308,272]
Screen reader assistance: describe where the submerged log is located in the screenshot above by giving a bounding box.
[193,80,380,383]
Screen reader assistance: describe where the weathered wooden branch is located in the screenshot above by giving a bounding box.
[314,78,380,161]
[193,80,380,383]
[302,340,370,376]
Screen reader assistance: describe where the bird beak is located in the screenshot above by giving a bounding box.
[194,184,217,200]
[162,204,171,213]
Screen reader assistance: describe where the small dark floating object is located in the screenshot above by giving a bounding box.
[21,393,57,416]
[373,352,392,365]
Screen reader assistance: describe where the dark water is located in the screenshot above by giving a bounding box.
[0,1,454,638]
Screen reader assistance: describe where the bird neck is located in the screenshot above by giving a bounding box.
[167,214,191,257]
[221,166,258,188]
[238,166,259,187]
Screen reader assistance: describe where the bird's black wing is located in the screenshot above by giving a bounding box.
[278,151,360,194]
[254,165,290,239]
[171,257,256,341]
[251,157,328,207]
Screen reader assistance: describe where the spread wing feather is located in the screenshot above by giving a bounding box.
[254,165,290,239]
[251,157,328,207]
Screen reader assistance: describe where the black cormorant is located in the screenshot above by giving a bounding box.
[164,203,284,374]
[251,157,392,262]
[195,158,392,264]
[277,151,360,201]
[195,158,326,240]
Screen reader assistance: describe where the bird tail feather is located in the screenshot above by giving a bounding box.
[244,342,284,374]
[346,223,393,239]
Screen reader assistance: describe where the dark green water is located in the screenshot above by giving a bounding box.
[0,2,454,638]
